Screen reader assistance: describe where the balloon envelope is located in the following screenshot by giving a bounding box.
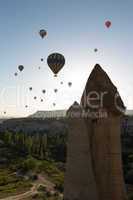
[47,53,65,76]
[54,89,58,93]
[14,72,18,76]
[68,82,72,87]
[105,21,111,28]
[39,29,47,38]
[42,90,46,94]
[94,48,98,52]
[18,65,24,72]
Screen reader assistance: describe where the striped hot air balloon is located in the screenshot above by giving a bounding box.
[47,53,65,77]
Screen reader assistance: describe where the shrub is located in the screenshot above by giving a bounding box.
[125,169,133,184]
[21,157,37,172]
[37,184,46,192]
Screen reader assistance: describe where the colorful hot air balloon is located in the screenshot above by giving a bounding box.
[18,65,24,72]
[39,29,47,39]
[54,89,58,93]
[14,72,18,76]
[42,89,46,94]
[68,82,72,87]
[47,53,65,77]
[105,20,111,28]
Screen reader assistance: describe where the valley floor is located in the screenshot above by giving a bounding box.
[0,174,55,200]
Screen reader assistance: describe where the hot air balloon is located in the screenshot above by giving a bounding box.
[39,29,47,39]
[105,20,111,28]
[29,87,32,91]
[47,53,65,77]
[14,72,18,76]
[54,89,58,93]
[18,65,24,72]
[38,66,41,70]
[41,99,43,102]
[42,89,46,94]
[25,105,28,108]
[34,96,37,100]
[41,58,44,62]
[68,82,72,87]
[60,81,63,85]
[53,103,56,107]
[94,48,98,52]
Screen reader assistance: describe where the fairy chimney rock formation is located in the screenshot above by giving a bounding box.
[64,102,98,200]
[64,64,127,200]
[81,64,125,116]
[81,64,127,200]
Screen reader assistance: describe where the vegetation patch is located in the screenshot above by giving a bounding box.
[0,169,32,198]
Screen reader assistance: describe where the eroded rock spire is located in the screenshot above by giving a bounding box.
[81,64,125,116]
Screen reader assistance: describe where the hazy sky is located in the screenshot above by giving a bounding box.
[0,0,133,117]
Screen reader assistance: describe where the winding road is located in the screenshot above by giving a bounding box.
[0,174,55,200]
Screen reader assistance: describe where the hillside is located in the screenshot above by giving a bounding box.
[29,110,67,119]
[0,108,133,134]
[0,118,68,135]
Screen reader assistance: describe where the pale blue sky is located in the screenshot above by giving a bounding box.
[0,0,133,117]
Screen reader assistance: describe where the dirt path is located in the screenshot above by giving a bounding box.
[0,183,38,200]
[0,174,55,200]
[38,174,55,191]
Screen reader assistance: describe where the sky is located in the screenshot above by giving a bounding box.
[0,0,133,117]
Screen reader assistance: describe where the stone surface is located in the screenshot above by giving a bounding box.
[64,102,98,200]
[91,117,127,200]
[64,64,127,200]
[81,64,125,116]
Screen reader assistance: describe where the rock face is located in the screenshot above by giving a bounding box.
[64,64,127,200]
[91,117,127,200]
[64,102,98,200]
[81,64,125,116]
